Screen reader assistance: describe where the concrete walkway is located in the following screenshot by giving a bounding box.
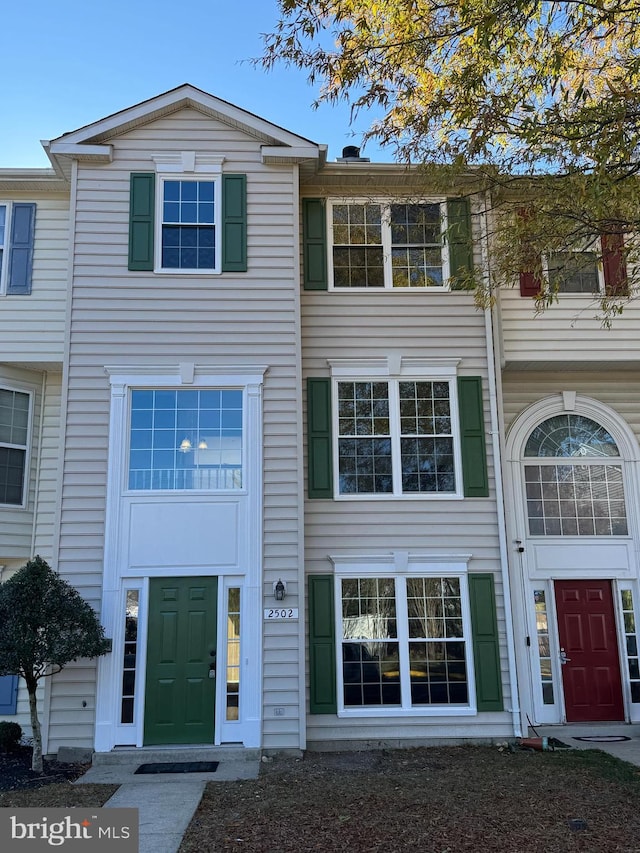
[76,748,260,853]
[533,723,640,766]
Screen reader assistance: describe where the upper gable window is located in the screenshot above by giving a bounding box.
[329,200,449,289]
[157,177,219,273]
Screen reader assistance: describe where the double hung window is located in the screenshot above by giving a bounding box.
[329,201,448,289]
[547,251,600,294]
[336,379,458,496]
[339,575,471,710]
[0,387,31,506]
[159,178,217,271]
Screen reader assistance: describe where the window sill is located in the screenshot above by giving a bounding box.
[337,706,478,718]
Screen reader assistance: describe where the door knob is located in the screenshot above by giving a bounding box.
[559,648,571,665]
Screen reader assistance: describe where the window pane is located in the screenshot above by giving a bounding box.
[548,251,599,293]
[161,180,216,270]
[525,415,620,458]
[129,389,243,491]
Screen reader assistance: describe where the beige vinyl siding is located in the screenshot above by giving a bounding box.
[48,108,304,753]
[502,371,640,436]
[301,190,512,743]
[0,195,69,364]
[499,288,640,367]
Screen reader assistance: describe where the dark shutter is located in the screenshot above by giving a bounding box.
[222,174,247,272]
[469,573,504,711]
[457,376,489,498]
[7,203,36,294]
[517,208,542,296]
[308,575,337,714]
[303,198,327,290]
[602,233,628,296]
[307,378,333,498]
[0,675,18,715]
[128,173,155,271]
[519,270,541,297]
[447,198,473,289]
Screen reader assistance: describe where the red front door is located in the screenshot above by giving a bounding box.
[554,580,624,722]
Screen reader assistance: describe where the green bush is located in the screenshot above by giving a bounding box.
[0,721,22,751]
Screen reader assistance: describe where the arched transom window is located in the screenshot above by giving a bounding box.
[524,414,627,536]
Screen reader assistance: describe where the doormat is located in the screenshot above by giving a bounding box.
[135,761,219,774]
[573,736,631,743]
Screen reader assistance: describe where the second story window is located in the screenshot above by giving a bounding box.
[0,202,36,295]
[128,388,243,491]
[159,179,217,271]
[336,379,458,496]
[329,201,448,289]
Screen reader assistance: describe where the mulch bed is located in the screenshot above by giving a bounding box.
[181,745,640,853]
[0,745,91,791]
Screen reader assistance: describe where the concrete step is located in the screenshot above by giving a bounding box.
[92,745,260,766]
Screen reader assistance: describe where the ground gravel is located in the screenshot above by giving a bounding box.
[181,746,640,853]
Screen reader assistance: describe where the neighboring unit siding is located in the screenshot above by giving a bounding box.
[50,108,303,753]
[0,195,69,363]
[301,189,512,743]
[0,679,45,738]
[499,288,640,366]
[502,371,640,436]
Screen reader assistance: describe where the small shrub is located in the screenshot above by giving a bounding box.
[0,721,22,752]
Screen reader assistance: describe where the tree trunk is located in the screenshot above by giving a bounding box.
[26,677,43,773]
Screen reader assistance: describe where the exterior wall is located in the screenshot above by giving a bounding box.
[301,185,514,744]
[499,288,640,368]
[48,108,304,753]
[0,194,69,364]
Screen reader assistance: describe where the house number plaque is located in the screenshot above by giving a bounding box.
[264,608,299,620]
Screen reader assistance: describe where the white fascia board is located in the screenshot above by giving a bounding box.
[261,145,321,164]
[47,142,113,162]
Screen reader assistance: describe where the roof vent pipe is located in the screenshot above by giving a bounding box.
[337,145,371,163]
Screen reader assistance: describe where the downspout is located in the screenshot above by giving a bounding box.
[30,370,48,557]
[480,196,522,737]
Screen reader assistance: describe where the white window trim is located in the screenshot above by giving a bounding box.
[327,197,451,291]
[154,170,222,275]
[542,245,604,295]
[329,357,463,500]
[0,384,33,509]
[330,553,476,717]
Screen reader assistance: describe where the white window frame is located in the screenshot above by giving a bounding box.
[331,553,476,717]
[330,357,463,500]
[543,246,604,295]
[0,384,33,509]
[327,197,450,291]
[154,172,222,275]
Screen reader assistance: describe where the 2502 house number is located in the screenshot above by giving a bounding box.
[264,608,299,620]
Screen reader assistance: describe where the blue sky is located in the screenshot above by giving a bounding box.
[3,0,392,168]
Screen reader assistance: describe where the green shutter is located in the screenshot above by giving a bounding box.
[222,174,247,272]
[307,378,333,498]
[303,198,327,290]
[128,173,155,271]
[447,198,473,289]
[309,575,337,714]
[458,376,489,498]
[469,573,504,711]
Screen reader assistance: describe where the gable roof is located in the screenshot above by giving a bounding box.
[43,83,325,178]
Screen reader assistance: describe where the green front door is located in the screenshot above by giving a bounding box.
[144,577,218,745]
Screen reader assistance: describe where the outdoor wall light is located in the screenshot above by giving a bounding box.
[273,579,287,601]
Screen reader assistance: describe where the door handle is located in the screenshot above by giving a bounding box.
[559,648,571,665]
